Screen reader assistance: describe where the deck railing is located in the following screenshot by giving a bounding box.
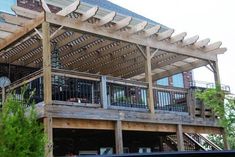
[51,68,101,107]
[106,76,148,110]
[2,70,43,105]
[0,69,218,119]
[153,86,188,112]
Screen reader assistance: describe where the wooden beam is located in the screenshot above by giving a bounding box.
[170,32,187,44]
[83,43,132,72]
[117,51,168,77]
[182,35,199,46]
[176,124,185,151]
[150,48,159,58]
[62,38,111,67]
[122,122,177,132]
[100,48,141,75]
[136,44,147,59]
[129,21,148,34]
[132,54,186,80]
[115,121,123,154]
[45,13,218,61]
[81,6,98,22]
[97,11,116,27]
[57,0,80,16]
[112,16,132,31]
[204,41,222,52]
[41,0,51,13]
[42,21,52,105]
[52,118,115,130]
[0,23,20,33]
[144,25,161,37]
[0,31,12,39]
[11,5,41,19]
[151,60,209,80]
[0,13,44,50]
[44,117,53,157]
[157,29,174,41]
[0,13,29,25]
[195,38,210,48]
[182,125,223,134]
[79,42,131,72]
[145,46,155,114]
[50,25,63,39]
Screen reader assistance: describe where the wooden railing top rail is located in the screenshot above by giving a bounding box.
[52,68,101,81]
[153,85,188,93]
[6,69,43,91]
[52,68,148,88]
[107,76,148,88]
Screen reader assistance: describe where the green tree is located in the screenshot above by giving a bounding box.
[197,87,235,149]
[0,89,46,157]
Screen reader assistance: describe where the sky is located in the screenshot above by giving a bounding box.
[109,0,235,93]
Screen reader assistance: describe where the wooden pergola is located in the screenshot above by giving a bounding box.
[0,0,227,156]
[0,0,225,80]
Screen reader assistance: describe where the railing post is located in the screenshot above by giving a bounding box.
[100,76,108,109]
[176,124,185,151]
[115,120,123,154]
[187,88,195,118]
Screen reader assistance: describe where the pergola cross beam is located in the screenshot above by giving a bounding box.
[44,12,220,61]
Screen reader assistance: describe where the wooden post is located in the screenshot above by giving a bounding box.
[44,117,53,157]
[42,21,53,157]
[145,46,155,114]
[2,87,5,105]
[222,129,230,150]
[213,61,230,149]
[176,124,185,151]
[115,120,123,154]
[213,61,221,86]
[42,21,52,105]
[100,76,108,109]
[187,89,195,118]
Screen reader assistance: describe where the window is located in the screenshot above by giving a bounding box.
[172,73,184,88]
[156,78,169,86]
[0,0,16,14]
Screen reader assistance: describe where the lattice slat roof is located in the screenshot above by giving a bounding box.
[0,0,226,81]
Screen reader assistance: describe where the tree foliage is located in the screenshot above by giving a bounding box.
[0,89,46,157]
[197,87,235,149]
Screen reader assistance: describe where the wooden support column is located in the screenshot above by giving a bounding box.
[44,117,53,157]
[42,21,52,105]
[100,76,108,109]
[42,21,53,157]
[115,120,123,154]
[213,60,230,149]
[176,124,185,151]
[1,87,5,105]
[222,129,230,150]
[213,60,221,86]
[145,46,155,114]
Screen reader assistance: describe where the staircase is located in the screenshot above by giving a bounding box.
[163,133,222,151]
